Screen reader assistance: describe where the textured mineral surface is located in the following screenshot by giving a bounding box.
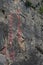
[0,0,43,65]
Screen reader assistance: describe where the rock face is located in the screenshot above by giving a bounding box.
[0,54,7,65]
[23,0,41,7]
[0,0,43,65]
[27,0,41,5]
[0,0,2,9]
[0,22,8,51]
